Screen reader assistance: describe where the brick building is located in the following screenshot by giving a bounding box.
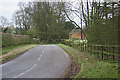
[69,29,85,39]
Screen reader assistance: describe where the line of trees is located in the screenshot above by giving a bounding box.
[14,2,75,43]
[86,1,118,45]
[65,0,119,45]
[1,1,118,45]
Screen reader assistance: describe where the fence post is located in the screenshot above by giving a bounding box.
[106,46,108,53]
[112,47,115,61]
[83,43,85,52]
[97,46,99,58]
[90,45,92,53]
[83,43,85,51]
[85,43,86,51]
[106,46,109,60]
[94,45,96,54]
[101,46,104,60]
[80,43,82,52]
[83,43,84,52]
[87,44,89,52]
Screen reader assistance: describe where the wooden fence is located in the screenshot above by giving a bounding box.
[61,40,119,61]
[79,44,118,61]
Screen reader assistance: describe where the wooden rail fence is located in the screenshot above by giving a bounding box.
[79,44,118,61]
[61,40,119,61]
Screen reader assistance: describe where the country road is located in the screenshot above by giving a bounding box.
[2,45,69,78]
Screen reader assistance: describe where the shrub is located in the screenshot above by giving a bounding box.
[61,38,88,47]
[31,39,40,44]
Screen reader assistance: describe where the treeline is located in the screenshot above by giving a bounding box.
[85,1,118,45]
[65,1,119,45]
[2,1,118,45]
[14,2,75,43]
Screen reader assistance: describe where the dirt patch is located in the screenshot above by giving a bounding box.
[59,52,81,78]
[1,50,18,58]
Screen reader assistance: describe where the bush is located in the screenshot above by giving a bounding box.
[2,33,31,47]
[61,39,88,47]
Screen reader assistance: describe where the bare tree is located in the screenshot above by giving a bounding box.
[0,16,9,27]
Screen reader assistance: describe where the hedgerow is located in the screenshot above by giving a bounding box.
[2,33,31,47]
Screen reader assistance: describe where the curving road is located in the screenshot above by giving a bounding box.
[2,45,69,78]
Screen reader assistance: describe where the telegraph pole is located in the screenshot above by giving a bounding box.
[81,17,83,40]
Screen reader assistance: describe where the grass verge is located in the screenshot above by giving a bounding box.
[1,44,32,55]
[0,44,39,64]
[57,44,118,79]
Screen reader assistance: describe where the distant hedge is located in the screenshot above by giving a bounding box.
[1,32,31,47]
[32,39,40,44]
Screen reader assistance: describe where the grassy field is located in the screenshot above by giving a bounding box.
[57,44,118,79]
[1,44,39,63]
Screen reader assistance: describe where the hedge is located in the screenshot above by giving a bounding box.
[1,32,31,47]
[31,39,40,44]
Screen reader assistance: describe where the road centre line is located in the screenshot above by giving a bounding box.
[13,50,45,78]
[38,55,41,61]
[13,64,36,78]
[38,50,44,61]
[42,50,44,54]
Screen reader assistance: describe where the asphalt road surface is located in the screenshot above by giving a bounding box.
[2,45,69,78]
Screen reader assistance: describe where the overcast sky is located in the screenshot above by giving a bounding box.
[0,0,73,22]
[1,0,114,27]
[0,0,91,27]
[0,0,20,21]
[0,0,78,26]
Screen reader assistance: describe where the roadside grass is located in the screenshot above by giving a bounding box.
[57,44,118,78]
[1,44,32,55]
[1,44,39,63]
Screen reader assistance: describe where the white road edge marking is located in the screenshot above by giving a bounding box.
[13,64,36,78]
